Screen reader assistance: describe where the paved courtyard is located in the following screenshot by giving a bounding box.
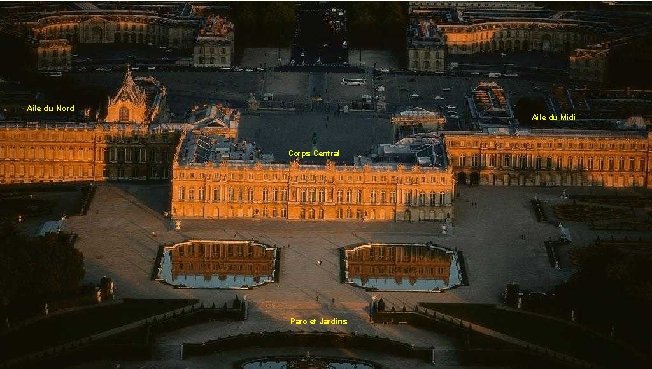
[238,111,392,163]
[62,182,631,367]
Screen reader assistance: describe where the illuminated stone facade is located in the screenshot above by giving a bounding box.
[105,69,169,125]
[0,123,178,184]
[438,20,597,55]
[28,11,199,48]
[171,133,456,222]
[407,8,599,72]
[445,130,652,188]
[36,39,72,72]
[193,16,234,68]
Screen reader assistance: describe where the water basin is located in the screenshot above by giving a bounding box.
[158,240,278,289]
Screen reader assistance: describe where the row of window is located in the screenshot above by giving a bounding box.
[0,164,169,180]
[448,140,647,150]
[196,56,228,65]
[0,146,94,161]
[197,46,229,54]
[0,146,172,160]
[456,154,647,172]
[179,171,449,184]
[0,133,167,142]
[0,163,93,178]
[176,186,449,206]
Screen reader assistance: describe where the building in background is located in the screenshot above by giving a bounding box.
[35,39,72,72]
[569,44,609,83]
[193,15,234,68]
[407,17,446,73]
[27,9,199,49]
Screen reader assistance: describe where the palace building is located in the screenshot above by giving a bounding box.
[0,123,178,183]
[406,6,602,72]
[171,131,456,222]
[444,130,652,188]
[27,10,199,49]
[35,39,72,72]
[192,15,234,68]
[0,69,178,184]
[105,68,170,125]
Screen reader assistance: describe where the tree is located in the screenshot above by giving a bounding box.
[555,243,652,353]
[0,226,84,320]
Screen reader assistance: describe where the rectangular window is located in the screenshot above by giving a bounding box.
[489,155,496,167]
[213,188,220,202]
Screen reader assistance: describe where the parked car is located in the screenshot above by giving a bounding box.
[434,95,444,100]
[446,105,457,109]
[442,87,451,91]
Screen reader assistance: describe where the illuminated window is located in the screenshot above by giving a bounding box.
[119,106,129,122]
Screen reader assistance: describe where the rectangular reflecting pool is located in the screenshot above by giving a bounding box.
[157,240,278,289]
[343,243,464,292]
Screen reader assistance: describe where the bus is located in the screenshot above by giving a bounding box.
[341,78,366,86]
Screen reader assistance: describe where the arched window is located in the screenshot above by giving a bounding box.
[119,106,129,122]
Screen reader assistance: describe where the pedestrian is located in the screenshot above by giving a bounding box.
[316,295,319,302]
[331,297,335,304]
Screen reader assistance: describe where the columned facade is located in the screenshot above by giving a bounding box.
[445,131,652,189]
[439,21,597,55]
[171,160,455,222]
[0,124,179,183]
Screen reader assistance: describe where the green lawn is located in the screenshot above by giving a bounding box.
[0,299,195,361]
[421,303,642,369]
